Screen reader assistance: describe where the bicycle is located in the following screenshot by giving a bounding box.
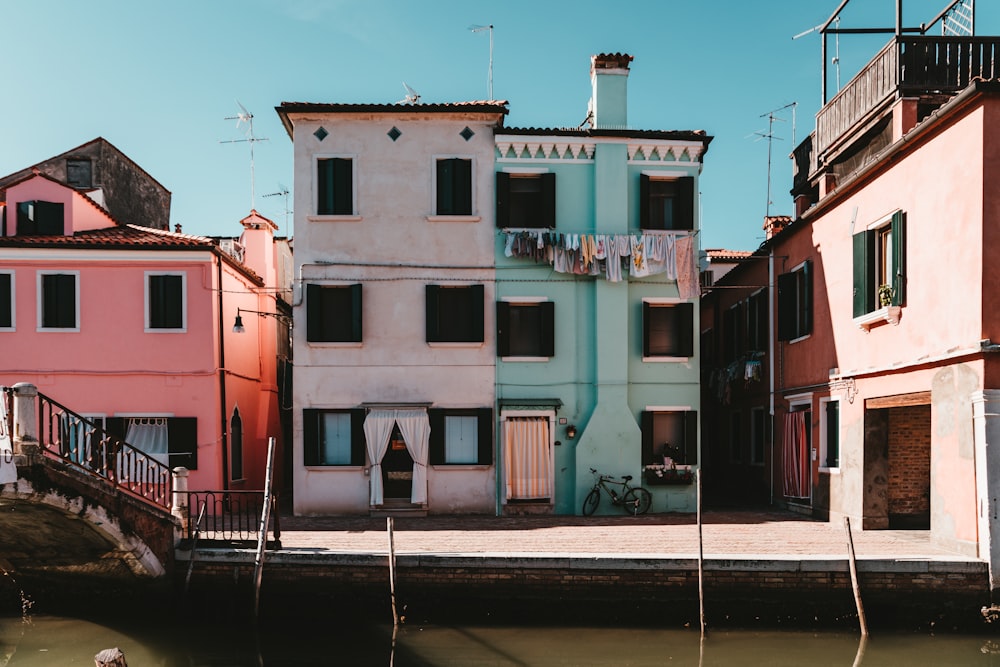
[582,467,652,516]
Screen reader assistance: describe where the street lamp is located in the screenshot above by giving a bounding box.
[232,307,291,334]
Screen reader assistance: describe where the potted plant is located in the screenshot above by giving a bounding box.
[878,284,894,308]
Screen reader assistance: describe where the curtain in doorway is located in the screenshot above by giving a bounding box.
[363,410,396,506]
[504,417,552,500]
[782,411,809,499]
[396,410,430,505]
[126,418,169,467]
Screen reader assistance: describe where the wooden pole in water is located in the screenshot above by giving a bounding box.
[388,517,399,627]
[844,516,869,636]
[252,438,276,620]
[697,467,706,637]
[94,647,127,667]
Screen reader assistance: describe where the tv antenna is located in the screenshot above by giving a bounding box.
[749,102,797,217]
[399,82,421,104]
[263,183,291,230]
[221,100,269,210]
[470,24,494,100]
[794,16,841,94]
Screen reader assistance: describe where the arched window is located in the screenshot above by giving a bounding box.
[231,407,244,481]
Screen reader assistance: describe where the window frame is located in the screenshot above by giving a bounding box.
[639,172,695,231]
[426,284,484,344]
[313,155,359,219]
[430,156,477,220]
[17,200,65,236]
[747,288,768,352]
[105,414,198,470]
[819,397,840,472]
[145,271,187,332]
[853,210,906,318]
[641,408,698,467]
[642,298,694,361]
[0,270,14,331]
[230,406,244,482]
[497,297,554,360]
[428,408,493,466]
[302,408,367,467]
[495,169,556,229]
[305,283,363,344]
[777,260,812,342]
[66,159,93,188]
[37,270,79,332]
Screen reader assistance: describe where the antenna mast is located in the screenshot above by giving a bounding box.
[753,102,797,218]
[263,184,291,230]
[470,24,494,99]
[222,101,269,210]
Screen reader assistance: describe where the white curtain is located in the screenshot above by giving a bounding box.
[363,410,396,506]
[396,410,430,505]
[126,417,169,467]
[504,417,552,500]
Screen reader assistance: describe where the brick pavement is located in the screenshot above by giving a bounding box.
[272,509,979,561]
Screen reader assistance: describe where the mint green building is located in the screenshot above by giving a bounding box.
[493,53,712,515]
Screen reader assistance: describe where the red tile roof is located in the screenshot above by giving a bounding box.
[0,223,215,249]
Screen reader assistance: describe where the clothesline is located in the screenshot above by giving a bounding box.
[502,230,700,297]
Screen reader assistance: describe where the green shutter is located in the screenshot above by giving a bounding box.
[428,409,445,464]
[801,260,813,336]
[639,174,650,229]
[470,284,485,343]
[684,411,699,466]
[539,172,556,228]
[678,302,695,357]
[495,172,510,228]
[317,160,334,215]
[350,283,363,342]
[852,231,874,316]
[539,301,555,357]
[477,408,493,465]
[642,302,653,357]
[437,159,454,215]
[332,158,352,215]
[36,202,64,235]
[891,211,905,306]
[303,409,319,466]
[425,285,440,342]
[455,159,472,215]
[350,409,367,466]
[496,301,510,356]
[306,284,322,341]
[776,271,796,341]
[675,177,694,230]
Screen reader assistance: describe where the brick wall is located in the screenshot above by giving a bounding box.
[887,405,931,520]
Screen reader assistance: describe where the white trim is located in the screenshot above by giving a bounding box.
[500,356,549,362]
[307,214,363,222]
[314,153,358,216]
[644,405,693,412]
[426,215,481,223]
[786,392,813,407]
[499,411,556,506]
[642,356,690,363]
[789,259,809,273]
[500,295,547,303]
[431,154,476,217]
[427,342,485,349]
[0,270,14,331]
[36,269,80,332]
[788,333,811,344]
[113,412,174,418]
[864,208,901,231]
[818,396,841,472]
[144,271,187,333]
[642,296,688,305]
[500,167,549,174]
[640,169,690,179]
[0,250,213,262]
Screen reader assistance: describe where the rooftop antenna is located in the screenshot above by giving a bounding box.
[793,16,841,96]
[222,100,269,210]
[470,24,494,100]
[399,82,421,104]
[749,102,797,217]
[263,183,290,230]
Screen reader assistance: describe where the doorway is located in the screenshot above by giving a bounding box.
[381,425,414,501]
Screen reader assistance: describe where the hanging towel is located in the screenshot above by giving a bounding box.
[675,234,699,299]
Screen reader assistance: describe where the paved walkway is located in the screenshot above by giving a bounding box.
[272,510,979,562]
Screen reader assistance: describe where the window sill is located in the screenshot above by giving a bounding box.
[146,328,187,334]
[307,214,363,222]
[854,306,901,331]
[37,327,79,333]
[432,464,491,470]
[642,356,690,363]
[819,466,841,474]
[427,342,485,348]
[304,465,365,470]
[426,215,481,223]
[500,356,550,362]
[306,341,363,347]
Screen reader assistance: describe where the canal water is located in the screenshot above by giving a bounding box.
[3,612,1000,666]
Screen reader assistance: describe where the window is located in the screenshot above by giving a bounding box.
[722,302,742,363]
[426,284,484,343]
[854,211,905,316]
[642,301,694,358]
[428,408,493,465]
[750,407,767,466]
[0,271,13,330]
[729,412,742,463]
[302,409,366,466]
[66,159,93,188]
[105,416,198,469]
[497,300,554,358]
[641,410,698,466]
[639,175,694,230]
[495,172,555,229]
[436,158,472,215]
[230,408,244,481]
[146,272,185,331]
[820,399,840,469]
[747,289,768,351]
[777,261,812,341]
[316,157,353,215]
[306,283,362,343]
[39,271,78,330]
[17,201,64,235]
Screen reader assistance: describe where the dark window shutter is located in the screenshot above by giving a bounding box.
[150,275,183,328]
[306,284,322,341]
[36,202,64,235]
[437,159,454,215]
[642,302,654,356]
[477,408,493,464]
[350,283,363,341]
[641,410,653,464]
[539,301,555,357]
[317,160,334,215]
[43,274,76,328]
[469,284,485,343]
[539,172,556,228]
[639,174,650,229]
[350,409,367,466]
[495,172,510,228]
[303,409,319,466]
[16,202,33,235]
[332,158,352,215]
[684,411,698,466]
[168,417,198,470]
[852,231,874,317]
[801,260,813,336]
[677,302,694,357]
[428,409,445,464]
[891,211,905,306]
[455,159,472,215]
[675,177,694,230]
[105,417,126,440]
[496,301,511,357]
[776,271,796,341]
[0,274,10,328]
[425,285,441,342]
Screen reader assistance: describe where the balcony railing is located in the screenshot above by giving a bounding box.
[815,36,1000,159]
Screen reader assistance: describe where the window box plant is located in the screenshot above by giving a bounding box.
[643,464,694,486]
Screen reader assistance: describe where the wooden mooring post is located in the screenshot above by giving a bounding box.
[387,517,399,627]
[697,467,706,638]
[844,516,869,636]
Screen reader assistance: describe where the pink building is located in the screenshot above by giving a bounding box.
[0,168,287,493]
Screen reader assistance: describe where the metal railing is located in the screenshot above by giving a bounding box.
[35,391,172,510]
[182,490,281,544]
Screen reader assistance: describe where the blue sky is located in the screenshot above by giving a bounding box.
[1,1,993,251]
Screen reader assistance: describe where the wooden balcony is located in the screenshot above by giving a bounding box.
[815,36,1000,160]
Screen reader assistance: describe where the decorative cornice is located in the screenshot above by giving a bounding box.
[496,136,704,163]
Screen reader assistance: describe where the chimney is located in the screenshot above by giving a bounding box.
[239,209,278,282]
[763,215,792,240]
[589,53,633,130]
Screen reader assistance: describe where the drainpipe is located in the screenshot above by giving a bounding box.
[768,249,776,505]
[217,257,229,491]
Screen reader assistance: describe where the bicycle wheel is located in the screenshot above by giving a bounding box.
[582,488,601,516]
[623,487,652,515]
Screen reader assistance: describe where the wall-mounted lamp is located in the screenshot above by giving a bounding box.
[233,307,291,334]
[565,424,577,439]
